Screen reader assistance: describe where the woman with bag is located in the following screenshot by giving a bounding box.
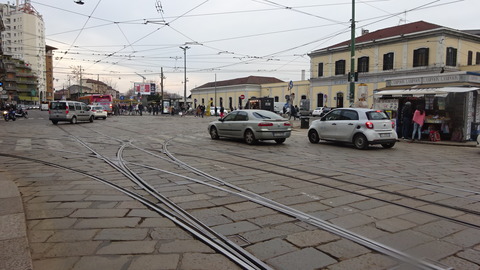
[411,105,426,141]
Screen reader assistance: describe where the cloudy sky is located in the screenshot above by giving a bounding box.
[23,0,480,95]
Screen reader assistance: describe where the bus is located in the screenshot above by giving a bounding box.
[78,94,113,114]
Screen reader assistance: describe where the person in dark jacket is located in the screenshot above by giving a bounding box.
[401,102,413,139]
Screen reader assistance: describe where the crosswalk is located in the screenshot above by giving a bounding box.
[1,138,66,152]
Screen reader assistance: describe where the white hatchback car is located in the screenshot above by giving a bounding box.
[88,105,107,120]
[308,108,398,149]
[311,107,331,117]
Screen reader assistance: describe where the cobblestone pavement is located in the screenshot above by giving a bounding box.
[1,110,479,270]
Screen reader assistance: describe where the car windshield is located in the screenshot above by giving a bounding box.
[252,111,283,120]
[366,110,389,120]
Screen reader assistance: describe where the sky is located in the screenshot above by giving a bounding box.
[19,0,480,96]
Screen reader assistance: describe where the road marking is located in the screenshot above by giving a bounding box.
[15,138,32,151]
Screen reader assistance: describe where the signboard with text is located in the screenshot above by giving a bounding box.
[134,83,156,95]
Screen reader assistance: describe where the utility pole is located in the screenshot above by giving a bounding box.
[79,65,83,98]
[180,46,190,109]
[214,74,217,116]
[349,0,356,106]
[160,67,164,113]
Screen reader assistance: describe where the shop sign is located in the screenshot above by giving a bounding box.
[422,74,460,84]
[374,98,398,110]
[387,77,422,86]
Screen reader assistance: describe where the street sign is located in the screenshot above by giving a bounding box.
[120,96,125,100]
[240,94,245,99]
[288,80,293,90]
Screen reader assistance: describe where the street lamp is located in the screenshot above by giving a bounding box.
[179,46,190,109]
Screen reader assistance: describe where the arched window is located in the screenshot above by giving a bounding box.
[336,92,344,108]
[274,96,279,102]
[301,95,307,100]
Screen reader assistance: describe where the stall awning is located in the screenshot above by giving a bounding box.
[374,87,479,98]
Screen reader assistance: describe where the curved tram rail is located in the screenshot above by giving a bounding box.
[61,126,455,270]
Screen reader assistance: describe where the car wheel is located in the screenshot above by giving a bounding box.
[89,116,94,122]
[51,120,58,125]
[103,117,107,120]
[308,129,320,143]
[275,138,286,144]
[71,117,77,124]
[244,129,257,145]
[353,134,369,150]
[381,142,396,149]
[210,127,219,140]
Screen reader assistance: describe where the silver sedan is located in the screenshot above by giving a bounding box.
[208,109,292,144]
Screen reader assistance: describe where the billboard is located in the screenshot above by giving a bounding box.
[134,83,156,95]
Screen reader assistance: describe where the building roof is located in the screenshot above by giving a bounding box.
[195,75,284,89]
[327,21,442,49]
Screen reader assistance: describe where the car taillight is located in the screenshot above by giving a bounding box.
[66,106,69,114]
[258,122,273,127]
[391,121,395,129]
[365,121,374,129]
[92,110,96,112]
[284,122,291,126]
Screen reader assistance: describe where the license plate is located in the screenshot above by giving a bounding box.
[380,133,390,138]
[273,132,286,137]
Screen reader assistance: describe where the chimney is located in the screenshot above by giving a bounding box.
[361,29,369,35]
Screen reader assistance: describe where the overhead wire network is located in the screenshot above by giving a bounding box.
[29,0,466,93]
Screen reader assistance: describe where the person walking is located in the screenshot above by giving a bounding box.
[401,102,413,140]
[411,105,426,141]
[220,106,225,118]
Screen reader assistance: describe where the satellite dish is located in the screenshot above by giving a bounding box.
[74,0,84,5]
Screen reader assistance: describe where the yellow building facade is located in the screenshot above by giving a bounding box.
[191,21,480,112]
[309,21,480,109]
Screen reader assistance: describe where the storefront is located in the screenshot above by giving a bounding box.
[374,72,480,141]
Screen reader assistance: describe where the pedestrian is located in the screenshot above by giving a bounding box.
[138,103,144,116]
[289,105,296,120]
[401,102,413,140]
[411,105,425,141]
[220,106,225,118]
[200,105,205,118]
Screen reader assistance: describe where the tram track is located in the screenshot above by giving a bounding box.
[60,125,456,270]
[3,121,469,269]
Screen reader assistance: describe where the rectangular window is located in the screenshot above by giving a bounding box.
[335,60,346,75]
[357,56,369,73]
[413,48,429,67]
[318,63,324,77]
[476,52,480,65]
[383,53,394,70]
[468,51,473,65]
[446,47,457,67]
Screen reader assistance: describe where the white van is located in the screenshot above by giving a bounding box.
[274,102,286,114]
[49,101,94,125]
[41,103,49,111]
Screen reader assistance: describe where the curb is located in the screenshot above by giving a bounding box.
[0,174,33,270]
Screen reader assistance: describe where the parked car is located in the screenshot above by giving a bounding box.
[209,107,230,116]
[88,105,108,120]
[312,107,331,117]
[308,108,397,149]
[208,109,292,144]
[49,101,94,125]
[477,134,480,148]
